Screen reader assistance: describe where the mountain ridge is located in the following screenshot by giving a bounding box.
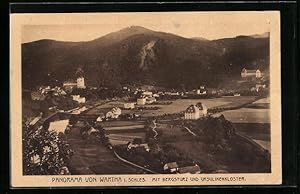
[22,26,270,89]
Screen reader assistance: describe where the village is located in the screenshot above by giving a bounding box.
[23,67,270,175]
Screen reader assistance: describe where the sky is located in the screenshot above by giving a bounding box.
[21,12,274,43]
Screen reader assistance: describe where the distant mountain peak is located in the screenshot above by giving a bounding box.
[250,32,270,38]
[190,37,210,42]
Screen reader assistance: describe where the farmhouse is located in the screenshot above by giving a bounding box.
[241,68,262,78]
[184,103,207,120]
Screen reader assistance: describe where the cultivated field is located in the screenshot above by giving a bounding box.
[66,126,144,174]
[213,108,270,123]
[86,96,257,118]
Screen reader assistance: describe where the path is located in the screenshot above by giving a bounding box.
[184,127,197,136]
[152,119,158,139]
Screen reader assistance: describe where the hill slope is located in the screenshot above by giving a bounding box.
[22,26,269,89]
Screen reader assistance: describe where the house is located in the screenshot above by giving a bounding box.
[163,162,179,173]
[142,91,153,97]
[124,103,135,109]
[177,164,201,174]
[184,103,207,120]
[77,76,86,89]
[106,107,122,119]
[63,81,77,92]
[184,105,200,120]
[96,113,106,122]
[197,89,207,95]
[127,142,150,152]
[72,95,86,103]
[146,97,156,104]
[195,102,208,116]
[241,68,262,78]
[137,98,146,105]
[48,119,70,134]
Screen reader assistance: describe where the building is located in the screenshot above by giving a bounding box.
[163,162,179,173]
[96,113,106,122]
[48,119,70,134]
[146,97,156,104]
[127,142,150,152]
[124,103,135,109]
[197,89,207,95]
[184,105,200,120]
[195,102,208,116]
[137,98,146,105]
[241,68,262,78]
[63,81,77,91]
[77,76,86,89]
[142,91,153,97]
[106,107,122,119]
[184,103,207,120]
[71,95,86,103]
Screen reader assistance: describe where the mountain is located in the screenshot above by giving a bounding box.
[22,26,269,89]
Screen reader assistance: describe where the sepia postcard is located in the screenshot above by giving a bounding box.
[10,11,281,187]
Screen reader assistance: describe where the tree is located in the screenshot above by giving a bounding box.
[23,124,73,175]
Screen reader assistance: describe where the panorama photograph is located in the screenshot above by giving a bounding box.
[22,13,271,175]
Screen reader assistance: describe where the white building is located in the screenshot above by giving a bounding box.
[184,105,200,120]
[77,77,86,89]
[72,95,86,103]
[106,107,122,119]
[241,68,262,78]
[184,102,207,120]
[124,103,135,109]
[195,102,208,117]
[146,97,156,104]
[137,98,146,105]
[142,91,153,97]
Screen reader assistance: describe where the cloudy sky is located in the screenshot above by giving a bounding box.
[21,12,274,43]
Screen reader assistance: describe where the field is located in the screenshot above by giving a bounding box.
[101,120,147,146]
[213,97,271,152]
[85,96,257,118]
[213,108,270,123]
[66,126,145,174]
[161,130,270,173]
